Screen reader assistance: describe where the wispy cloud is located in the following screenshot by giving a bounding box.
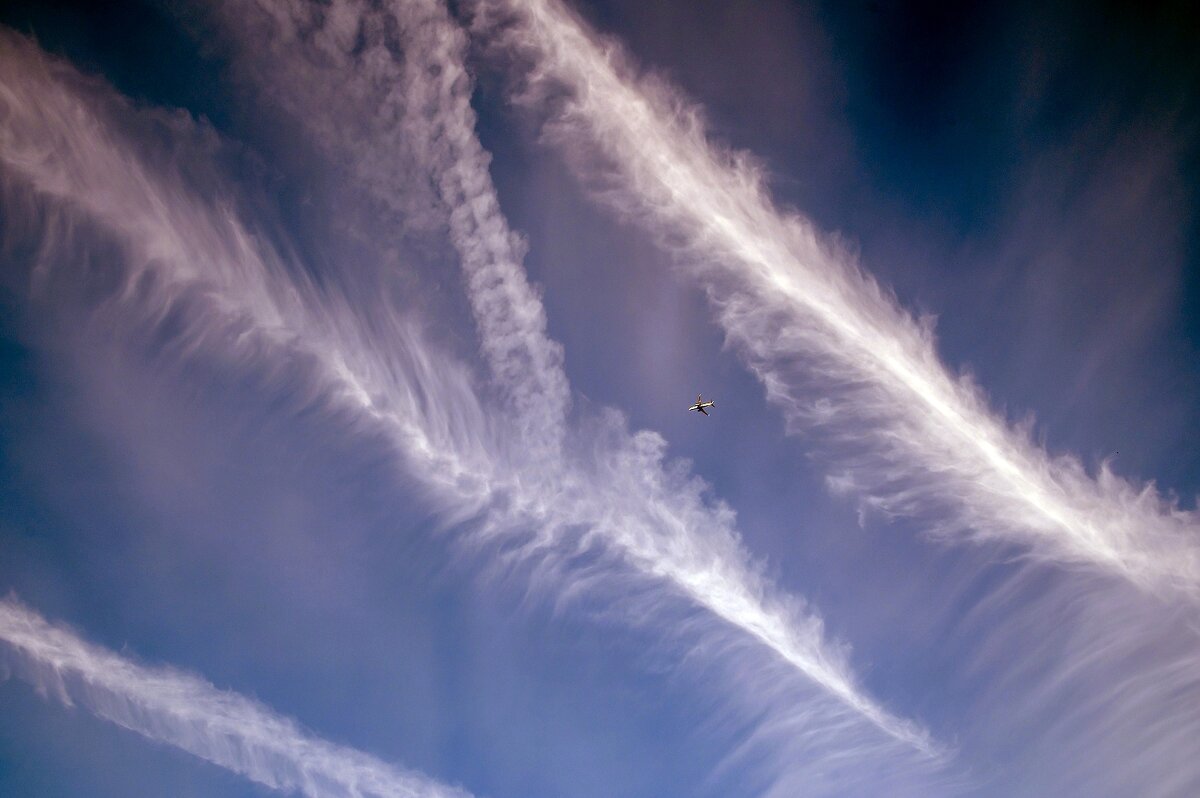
[0,26,496,508]
[459,2,1200,794]
[0,21,939,795]
[473,0,1200,600]
[0,598,472,798]
[213,0,946,761]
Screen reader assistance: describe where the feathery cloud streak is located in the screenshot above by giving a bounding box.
[474,0,1200,599]
[214,0,940,758]
[0,22,935,778]
[0,27,495,507]
[0,599,472,798]
[402,0,570,455]
[231,0,570,455]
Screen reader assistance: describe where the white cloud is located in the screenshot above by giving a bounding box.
[473,0,1200,600]
[0,21,940,796]
[0,598,472,798]
[219,0,944,756]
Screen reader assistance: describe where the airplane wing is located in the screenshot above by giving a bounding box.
[698,406,708,415]
[697,394,702,405]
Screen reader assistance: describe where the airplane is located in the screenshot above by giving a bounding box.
[688,394,716,416]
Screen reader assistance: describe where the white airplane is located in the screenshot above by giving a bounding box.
[688,394,716,416]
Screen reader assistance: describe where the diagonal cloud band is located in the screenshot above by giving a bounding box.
[0,598,472,798]
[473,0,1200,600]
[0,23,938,784]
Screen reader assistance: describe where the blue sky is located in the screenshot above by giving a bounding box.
[1,1,1198,796]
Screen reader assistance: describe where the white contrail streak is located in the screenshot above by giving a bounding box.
[237,0,570,455]
[217,0,941,758]
[403,0,570,455]
[470,0,1200,601]
[0,19,938,779]
[0,598,472,798]
[0,27,495,507]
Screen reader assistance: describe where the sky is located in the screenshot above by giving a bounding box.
[0,0,1198,796]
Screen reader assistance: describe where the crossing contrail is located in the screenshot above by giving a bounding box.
[0,25,941,790]
[472,0,1200,601]
[0,598,473,798]
[215,0,947,760]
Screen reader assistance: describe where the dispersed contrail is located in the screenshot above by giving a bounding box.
[474,0,1200,600]
[403,0,571,455]
[218,0,942,759]
[0,598,472,798]
[234,0,570,455]
[0,22,938,782]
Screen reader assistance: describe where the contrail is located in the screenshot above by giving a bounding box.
[232,0,570,455]
[402,0,571,455]
[0,20,938,782]
[0,26,496,508]
[0,598,472,798]
[470,0,1200,601]
[213,0,943,759]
